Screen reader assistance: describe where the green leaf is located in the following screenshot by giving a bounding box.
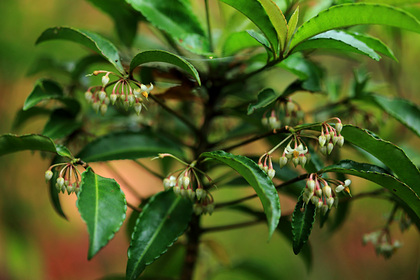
[12,107,51,131]
[292,30,382,61]
[292,195,316,255]
[36,27,124,74]
[125,0,207,53]
[287,7,300,44]
[372,95,420,137]
[222,31,264,56]
[259,0,288,52]
[350,32,397,61]
[129,50,201,86]
[0,133,73,159]
[289,3,420,50]
[126,191,192,280]
[247,88,281,115]
[23,79,63,111]
[77,130,184,162]
[87,0,140,47]
[71,55,107,80]
[77,167,127,259]
[42,109,82,140]
[219,0,280,55]
[246,30,272,49]
[321,160,420,228]
[201,150,281,239]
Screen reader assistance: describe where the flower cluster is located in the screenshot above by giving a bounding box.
[261,98,304,130]
[363,230,402,259]
[280,136,310,168]
[162,166,215,215]
[85,71,153,116]
[45,160,84,195]
[318,119,344,155]
[258,154,276,179]
[303,173,351,214]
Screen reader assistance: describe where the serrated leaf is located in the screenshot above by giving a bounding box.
[222,31,264,56]
[0,133,73,159]
[247,88,281,115]
[36,27,124,74]
[219,0,280,55]
[372,95,420,137]
[42,109,82,139]
[12,107,51,131]
[87,0,140,47]
[201,150,281,239]
[287,7,299,44]
[77,130,184,162]
[129,50,201,86]
[321,160,420,228]
[350,32,397,61]
[292,30,381,61]
[77,167,127,259]
[289,3,420,50]
[126,191,192,280]
[292,195,316,255]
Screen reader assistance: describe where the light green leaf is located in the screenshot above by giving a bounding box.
[292,30,382,61]
[350,32,397,61]
[36,27,124,74]
[219,0,279,55]
[201,150,281,239]
[321,160,420,228]
[126,191,192,280]
[292,195,316,255]
[77,130,184,162]
[289,3,420,50]
[287,7,300,44]
[246,30,271,49]
[77,167,127,259]
[372,95,420,137]
[129,50,201,86]
[42,109,82,140]
[247,88,281,115]
[0,134,73,159]
[222,31,264,56]
[259,0,288,52]
[360,0,420,5]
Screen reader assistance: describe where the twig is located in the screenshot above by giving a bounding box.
[201,219,263,233]
[218,130,277,152]
[127,201,142,213]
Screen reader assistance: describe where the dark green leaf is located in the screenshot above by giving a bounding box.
[220,0,280,54]
[77,167,127,259]
[129,50,201,86]
[12,107,51,131]
[292,30,381,61]
[372,95,420,137]
[126,191,192,280]
[26,57,69,76]
[36,27,124,74]
[201,150,281,239]
[42,109,82,139]
[77,130,184,162]
[0,133,72,159]
[350,32,397,61]
[71,55,107,80]
[49,156,67,219]
[289,3,420,50]
[321,160,420,228]
[292,195,316,255]
[87,0,140,47]
[23,79,63,111]
[247,88,281,115]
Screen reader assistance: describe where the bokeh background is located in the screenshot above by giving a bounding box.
[0,0,419,279]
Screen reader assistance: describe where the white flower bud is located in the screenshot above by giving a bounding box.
[323,185,332,197]
[303,191,313,204]
[133,88,141,98]
[92,102,100,112]
[327,142,334,154]
[187,188,195,200]
[98,90,107,101]
[85,91,93,101]
[169,176,177,186]
[263,165,268,173]
[206,203,215,215]
[193,204,203,215]
[110,93,118,105]
[316,188,323,197]
[173,186,181,196]
[286,101,295,112]
[127,94,135,105]
[317,200,323,209]
[327,197,334,208]
[45,170,53,182]
[292,157,300,167]
[196,188,205,200]
[180,188,187,198]
[311,196,319,205]
[163,178,171,190]
[325,132,331,142]
[335,184,345,193]
[261,117,268,126]
[102,75,110,87]
[182,176,190,188]
[279,156,288,168]
[299,155,307,167]
[320,145,327,155]
[337,135,344,147]
[134,103,142,116]
[306,179,316,192]
[332,135,339,145]
[322,204,329,215]
[268,168,275,179]
[344,179,351,187]
[336,122,343,134]
[56,177,65,188]
[268,116,278,129]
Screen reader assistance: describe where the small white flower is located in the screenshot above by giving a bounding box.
[102,74,110,87]
[335,184,345,193]
[98,90,107,101]
[45,170,53,182]
[279,156,288,168]
[268,168,275,179]
[336,122,343,134]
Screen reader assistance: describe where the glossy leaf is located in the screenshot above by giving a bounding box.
[222,31,263,56]
[287,7,299,43]
[289,3,420,50]
[36,27,124,73]
[247,88,281,115]
[321,160,420,227]
[246,30,271,49]
[0,134,72,159]
[259,0,288,52]
[23,79,63,111]
[201,150,281,239]
[292,30,381,61]
[42,109,82,139]
[126,191,192,280]
[77,167,127,259]
[292,195,316,255]
[220,0,279,54]
[77,130,184,162]
[350,32,397,61]
[372,95,420,137]
[129,50,201,86]
[71,55,106,80]
[279,54,322,91]
[87,0,139,46]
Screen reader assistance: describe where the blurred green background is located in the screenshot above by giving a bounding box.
[0,0,419,279]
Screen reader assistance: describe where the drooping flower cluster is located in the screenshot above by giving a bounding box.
[45,160,84,195]
[363,230,402,259]
[303,173,351,214]
[258,154,276,179]
[318,119,344,155]
[261,98,304,130]
[84,71,153,116]
[280,136,310,168]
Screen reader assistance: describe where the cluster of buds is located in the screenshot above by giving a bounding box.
[318,118,344,155]
[258,153,276,179]
[280,136,310,168]
[261,98,304,130]
[45,159,85,195]
[85,71,153,116]
[303,173,351,214]
[363,230,402,259]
